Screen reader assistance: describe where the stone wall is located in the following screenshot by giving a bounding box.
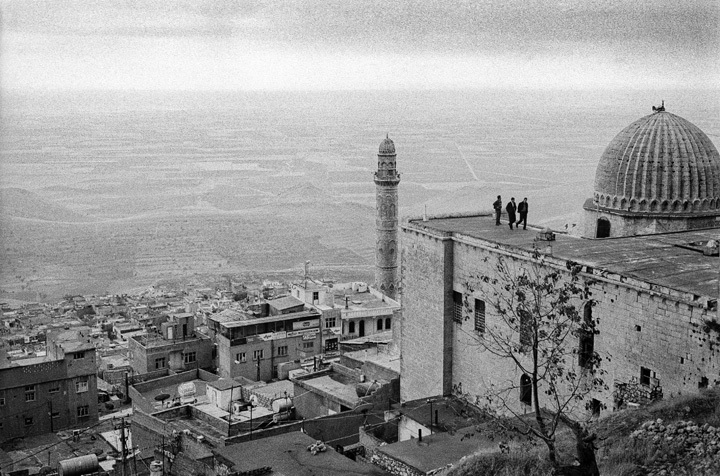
[400,226,454,402]
[582,207,720,239]
[401,221,720,420]
[369,451,424,476]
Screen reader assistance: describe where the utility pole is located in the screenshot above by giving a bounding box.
[249,402,254,441]
[119,417,126,476]
[48,401,53,433]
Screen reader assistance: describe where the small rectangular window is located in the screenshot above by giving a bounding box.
[0,397,5,406]
[183,352,196,364]
[579,331,595,369]
[312,292,319,301]
[253,349,264,360]
[452,291,463,323]
[325,317,336,328]
[25,417,34,426]
[25,385,36,402]
[155,357,166,369]
[474,299,486,334]
[236,352,246,363]
[75,379,89,393]
[73,352,85,359]
[276,346,288,356]
[302,341,314,349]
[77,405,89,417]
[49,384,60,394]
[640,367,651,386]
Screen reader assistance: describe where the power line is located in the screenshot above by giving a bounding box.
[1,420,106,471]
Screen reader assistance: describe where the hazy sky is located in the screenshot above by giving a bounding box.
[1,0,718,90]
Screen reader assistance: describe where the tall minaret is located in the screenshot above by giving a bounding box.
[374,135,400,298]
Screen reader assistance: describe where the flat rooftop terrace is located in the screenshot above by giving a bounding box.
[405,213,720,300]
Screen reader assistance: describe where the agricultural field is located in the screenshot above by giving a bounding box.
[1,89,718,301]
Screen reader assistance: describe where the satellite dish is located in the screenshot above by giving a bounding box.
[155,393,170,402]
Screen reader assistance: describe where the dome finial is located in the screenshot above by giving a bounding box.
[386,133,389,139]
[652,100,665,113]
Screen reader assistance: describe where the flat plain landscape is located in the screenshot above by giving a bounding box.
[1,89,718,302]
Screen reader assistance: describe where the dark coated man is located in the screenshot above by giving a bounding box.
[493,195,502,226]
[516,197,528,230]
[506,197,517,229]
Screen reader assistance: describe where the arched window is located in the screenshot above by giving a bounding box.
[377,319,383,331]
[385,318,391,330]
[596,218,610,238]
[349,321,355,334]
[520,374,532,406]
[579,302,595,369]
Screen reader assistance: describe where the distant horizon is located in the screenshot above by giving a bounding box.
[2,1,717,92]
[4,85,720,93]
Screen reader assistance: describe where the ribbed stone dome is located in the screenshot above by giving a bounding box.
[379,136,396,155]
[593,110,720,214]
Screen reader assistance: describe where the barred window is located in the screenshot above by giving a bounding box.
[277,346,288,356]
[253,349,264,360]
[325,317,336,328]
[77,405,89,417]
[519,309,532,348]
[155,357,166,369]
[474,299,486,334]
[578,303,594,369]
[452,291,463,323]
[236,352,246,363]
[183,352,196,364]
[302,341,314,349]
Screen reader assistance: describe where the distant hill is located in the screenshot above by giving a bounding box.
[0,188,95,222]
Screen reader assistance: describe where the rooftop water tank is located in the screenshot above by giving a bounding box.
[58,454,99,476]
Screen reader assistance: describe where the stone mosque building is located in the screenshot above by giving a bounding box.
[584,102,720,238]
[398,105,720,417]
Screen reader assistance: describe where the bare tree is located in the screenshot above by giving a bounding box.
[460,252,608,475]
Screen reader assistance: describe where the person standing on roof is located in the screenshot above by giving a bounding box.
[493,195,502,226]
[506,197,517,230]
[516,197,528,230]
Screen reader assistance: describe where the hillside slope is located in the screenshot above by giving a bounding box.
[445,389,720,476]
